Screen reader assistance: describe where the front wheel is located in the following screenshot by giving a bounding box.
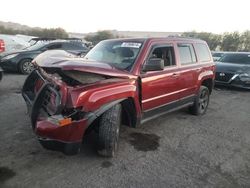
[19,59,34,74]
[97,103,122,157]
[189,86,210,115]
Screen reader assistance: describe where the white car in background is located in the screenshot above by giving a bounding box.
[0,34,32,53]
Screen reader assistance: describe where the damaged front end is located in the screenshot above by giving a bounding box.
[22,67,106,155]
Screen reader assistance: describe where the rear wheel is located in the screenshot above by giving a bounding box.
[19,59,34,74]
[97,104,122,157]
[189,86,210,115]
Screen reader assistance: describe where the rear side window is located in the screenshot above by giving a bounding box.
[62,42,88,51]
[46,43,62,50]
[177,44,196,65]
[194,43,211,62]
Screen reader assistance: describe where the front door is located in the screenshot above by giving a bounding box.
[140,43,181,120]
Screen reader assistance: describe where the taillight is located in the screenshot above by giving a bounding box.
[0,39,5,53]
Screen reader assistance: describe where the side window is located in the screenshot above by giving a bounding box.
[149,45,176,67]
[62,42,88,51]
[194,43,211,62]
[177,44,196,65]
[47,43,62,50]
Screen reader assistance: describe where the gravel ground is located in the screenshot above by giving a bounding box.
[0,73,250,188]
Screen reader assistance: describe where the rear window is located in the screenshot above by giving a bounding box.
[194,43,211,62]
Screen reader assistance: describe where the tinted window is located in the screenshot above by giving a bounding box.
[178,44,196,64]
[212,52,224,57]
[46,43,62,50]
[149,45,176,66]
[195,43,211,62]
[62,42,87,51]
[219,53,250,64]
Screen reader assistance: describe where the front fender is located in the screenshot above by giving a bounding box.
[67,79,138,112]
[85,98,125,126]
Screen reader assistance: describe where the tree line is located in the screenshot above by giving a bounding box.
[182,31,250,51]
[0,25,68,38]
[85,30,250,52]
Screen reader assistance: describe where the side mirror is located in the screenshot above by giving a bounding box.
[143,58,164,72]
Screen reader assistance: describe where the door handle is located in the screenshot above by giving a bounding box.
[171,73,180,78]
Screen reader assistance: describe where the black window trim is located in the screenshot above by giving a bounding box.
[144,43,177,70]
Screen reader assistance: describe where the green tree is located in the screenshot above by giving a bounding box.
[0,25,68,38]
[240,30,250,51]
[221,32,241,51]
[84,30,116,45]
[182,31,221,50]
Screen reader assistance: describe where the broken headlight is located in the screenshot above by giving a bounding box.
[239,73,250,83]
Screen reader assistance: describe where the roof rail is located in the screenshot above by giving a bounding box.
[29,37,83,42]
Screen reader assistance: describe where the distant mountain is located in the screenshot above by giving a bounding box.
[0,21,41,31]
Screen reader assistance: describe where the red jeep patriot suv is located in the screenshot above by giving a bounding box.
[22,37,215,157]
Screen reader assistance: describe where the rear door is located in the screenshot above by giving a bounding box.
[140,42,182,118]
[176,43,199,99]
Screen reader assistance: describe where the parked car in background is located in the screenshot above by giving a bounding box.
[215,52,250,89]
[0,39,5,53]
[212,51,226,61]
[0,66,3,81]
[0,34,30,53]
[22,37,215,157]
[0,38,89,74]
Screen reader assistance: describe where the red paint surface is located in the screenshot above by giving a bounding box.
[33,38,215,143]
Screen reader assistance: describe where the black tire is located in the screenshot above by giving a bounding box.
[189,86,210,115]
[97,103,122,157]
[19,59,34,74]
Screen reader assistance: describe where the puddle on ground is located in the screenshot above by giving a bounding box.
[0,166,16,183]
[129,132,160,152]
[101,161,113,168]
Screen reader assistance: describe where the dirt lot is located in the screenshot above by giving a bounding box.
[0,73,250,188]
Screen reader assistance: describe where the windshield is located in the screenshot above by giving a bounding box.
[212,52,224,57]
[84,40,143,71]
[219,53,250,64]
[24,42,47,51]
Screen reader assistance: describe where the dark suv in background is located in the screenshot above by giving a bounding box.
[215,52,250,89]
[0,38,89,74]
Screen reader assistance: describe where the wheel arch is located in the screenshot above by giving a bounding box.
[201,78,214,94]
[84,97,139,135]
[18,58,33,72]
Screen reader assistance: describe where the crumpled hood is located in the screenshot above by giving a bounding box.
[34,50,137,79]
[215,62,250,73]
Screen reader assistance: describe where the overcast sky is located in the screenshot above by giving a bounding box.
[1,0,250,34]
